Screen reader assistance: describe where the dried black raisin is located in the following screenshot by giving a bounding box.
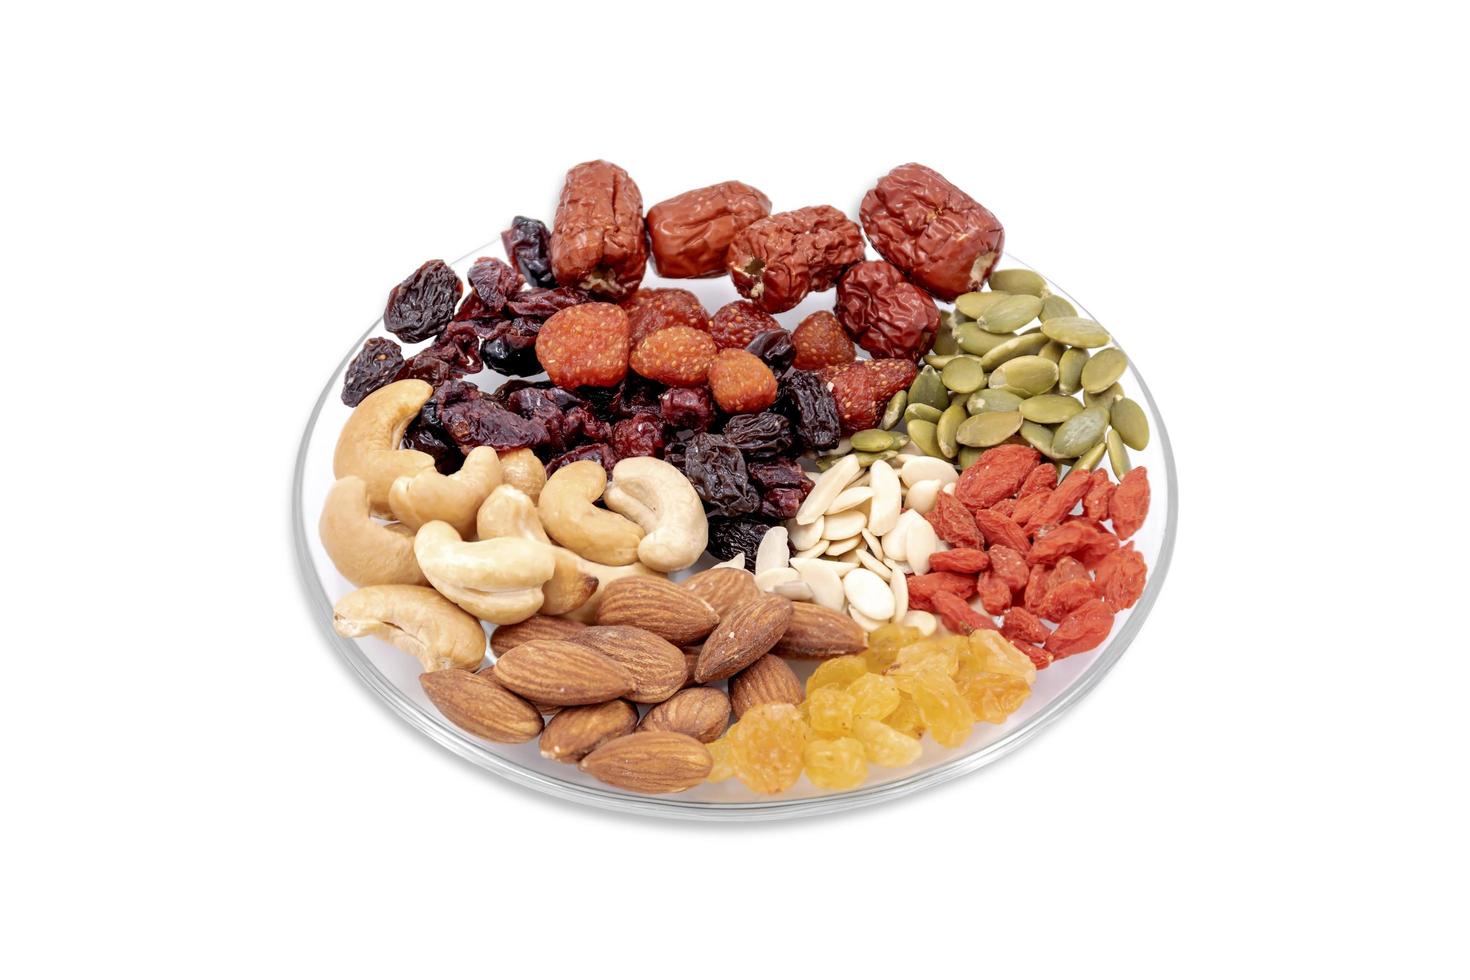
[744,330,795,372]
[777,369,841,453]
[342,337,404,406]
[676,434,759,518]
[720,413,792,459]
[501,216,557,288]
[706,517,780,570]
[468,257,524,316]
[384,259,463,343]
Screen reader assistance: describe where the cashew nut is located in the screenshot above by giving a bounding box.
[499,448,547,503]
[389,447,501,538]
[536,460,644,566]
[413,521,556,624]
[602,456,708,572]
[332,584,485,672]
[333,379,435,517]
[319,476,428,587]
[476,485,597,615]
[564,556,659,623]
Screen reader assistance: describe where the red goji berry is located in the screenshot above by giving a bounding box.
[1046,598,1115,658]
[1028,522,1109,565]
[1110,466,1151,539]
[973,508,1030,554]
[977,571,1013,615]
[1047,556,1089,589]
[1024,467,1092,534]
[1010,491,1048,528]
[1082,469,1114,522]
[990,498,1016,517]
[928,548,990,574]
[926,491,983,549]
[1011,639,1054,670]
[1094,545,1148,610]
[1001,607,1051,646]
[954,444,1040,509]
[988,545,1030,592]
[1023,564,1049,611]
[905,571,979,612]
[1017,462,1058,498]
[1037,577,1101,623]
[933,591,997,635]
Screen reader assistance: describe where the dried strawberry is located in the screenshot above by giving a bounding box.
[954,445,1040,510]
[1029,522,1109,565]
[1023,564,1049,611]
[621,288,709,348]
[926,492,982,549]
[1024,467,1092,534]
[988,545,1030,593]
[1037,577,1101,624]
[1082,469,1114,522]
[905,571,979,612]
[791,310,856,370]
[629,326,718,386]
[708,300,779,349]
[928,548,989,574]
[933,591,996,635]
[707,348,778,413]
[1001,607,1051,646]
[1046,598,1115,658]
[1018,463,1058,498]
[973,509,1030,554]
[1110,466,1151,539]
[977,572,1012,615]
[536,302,630,389]
[824,358,918,433]
[1094,546,1147,610]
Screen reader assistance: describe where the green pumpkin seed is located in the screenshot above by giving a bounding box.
[954,291,1011,319]
[855,449,899,467]
[1058,347,1089,395]
[904,402,942,424]
[987,268,1047,297]
[1051,406,1109,458]
[1108,397,1149,450]
[1106,429,1131,478]
[1081,347,1128,393]
[940,356,986,393]
[1040,294,1077,321]
[1002,355,1060,397]
[906,419,943,458]
[975,294,1044,334]
[815,454,840,472]
[852,428,895,453]
[1018,420,1056,455]
[1041,316,1111,348]
[1040,340,1066,363]
[957,410,1024,448]
[1021,393,1085,424]
[924,353,957,369]
[880,390,907,430]
[966,389,1025,414]
[955,321,1013,355]
[958,446,985,469]
[908,368,949,410]
[979,331,1051,370]
[1083,382,1125,420]
[932,318,959,355]
[936,403,966,458]
[1073,440,1107,471]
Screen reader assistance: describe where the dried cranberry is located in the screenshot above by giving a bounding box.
[481,318,543,377]
[505,285,591,318]
[410,320,483,378]
[744,330,796,372]
[467,257,524,317]
[431,380,548,453]
[563,404,611,445]
[384,259,463,343]
[677,433,759,517]
[396,355,453,386]
[776,370,841,453]
[607,376,663,419]
[749,460,812,493]
[452,290,493,323]
[403,412,464,475]
[658,386,716,432]
[760,488,807,520]
[706,517,780,570]
[501,216,557,288]
[546,443,618,477]
[611,412,667,459]
[342,337,405,407]
[720,412,793,459]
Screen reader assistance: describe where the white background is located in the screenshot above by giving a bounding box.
[2,2,1465,976]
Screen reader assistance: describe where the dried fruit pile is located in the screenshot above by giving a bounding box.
[321,159,1161,799]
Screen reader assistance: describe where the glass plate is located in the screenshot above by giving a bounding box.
[292,245,1176,820]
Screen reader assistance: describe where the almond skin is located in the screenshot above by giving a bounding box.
[578,731,713,793]
[490,614,587,656]
[478,664,559,715]
[695,593,794,683]
[681,566,761,620]
[729,654,804,718]
[638,687,731,742]
[539,700,638,762]
[492,639,636,706]
[770,601,867,658]
[595,577,719,646]
[572,625,687,704]
[420,668,544,743]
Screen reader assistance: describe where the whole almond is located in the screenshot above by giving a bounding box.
[681,650,700,689]
[572,625,687,704]
[420,668,543,743]
[539,699,638,762]
[695,593,794,683]
[771,601,867,658]
[729,654,804,718]
[493,639,636,706]
[478,664,558,715]
[638,687,731,742]
[578,731,713,794]
[681,566,761,620]
[490,614,587,656]
[595,577,719,646]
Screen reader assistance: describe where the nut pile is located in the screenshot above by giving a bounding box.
[321,159,1157,798]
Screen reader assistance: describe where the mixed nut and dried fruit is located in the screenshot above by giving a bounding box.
[321,161,1157,797]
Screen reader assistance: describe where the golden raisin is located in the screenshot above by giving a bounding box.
[853,718,923,768]
[803,737,868,790]
[806,655,869,696]
[806,686,856,736]
[847,672,901,721]
[727,703,808,794]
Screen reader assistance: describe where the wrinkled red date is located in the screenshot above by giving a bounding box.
[646,181,772,279]
[859,163,1005,301]
[835,260,940,361]
[725,205,865,314]
[550,160,648,300]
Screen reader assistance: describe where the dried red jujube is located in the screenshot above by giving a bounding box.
[835,260,940,361]
[550,160,648,300]
[646,181,772,278]
[725,205,865,313]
